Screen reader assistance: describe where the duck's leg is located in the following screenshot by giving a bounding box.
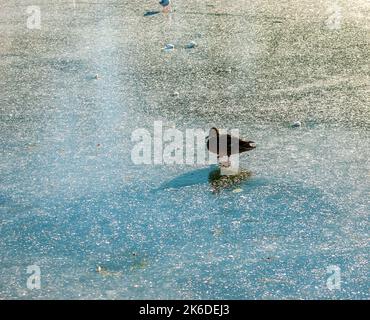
[218,156,231,168]
[226,156,231,167]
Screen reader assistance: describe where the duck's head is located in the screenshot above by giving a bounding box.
[159,0,170,7]
[207,127,219,140]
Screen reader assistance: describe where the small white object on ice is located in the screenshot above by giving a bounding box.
[185,41,197,49]
[163,44,175,51]
[291,121,302,128]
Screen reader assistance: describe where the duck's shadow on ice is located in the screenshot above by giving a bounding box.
[157,165,256,193]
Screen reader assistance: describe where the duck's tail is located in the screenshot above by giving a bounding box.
[239,140,256,152]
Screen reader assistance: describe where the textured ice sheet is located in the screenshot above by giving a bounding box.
[0,0,369,299]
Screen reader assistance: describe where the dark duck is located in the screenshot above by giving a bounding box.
[206,127,256,166]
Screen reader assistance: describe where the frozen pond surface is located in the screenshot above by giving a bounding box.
[0,0,369,299]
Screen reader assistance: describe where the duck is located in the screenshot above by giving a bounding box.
[206,127,256,166]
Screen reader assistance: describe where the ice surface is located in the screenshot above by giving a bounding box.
[0,0,369,299]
